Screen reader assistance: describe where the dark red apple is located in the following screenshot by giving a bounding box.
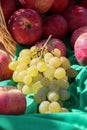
[63,5,87,32]
[1,0,17,23]
[35,38,66,56]
[8,8,42,45]
[42,15,68,39]
[71,26,87,48]
[49,0,69,13]
[0,50,13,81]
[19,0,54,14]
[0,86,26,114]
[79,0,87,9]
[74,32,87,65]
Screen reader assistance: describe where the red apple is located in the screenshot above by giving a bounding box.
[71,26,87,48]
[35,38,66,56]
[49,0,69,13]
[8,8,42,45]
[42,14,68,39]
[19,0,54,14]
[63,5,87,32]
[79,0,87,9]
[0,50,13,81]
[74,32,87,65]
[0,86,26,114]
[1,0,17,23]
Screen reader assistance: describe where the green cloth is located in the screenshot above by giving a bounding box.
[0,39,87,130]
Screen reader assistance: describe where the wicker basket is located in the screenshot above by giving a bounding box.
[0,2,17,58]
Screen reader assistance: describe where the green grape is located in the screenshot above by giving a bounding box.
[54,67,66,79]
[57,79,69,89]
[27,65,38,77]
[51,48,61,57]
[17,70,27,82]
[49,80,60,92]
[30,57,40,66]
[17,82,24,91]
[40,77,50,87]
[9,60,19,71]
[60,107,69,112]
[44,52,53,63]
[12,71,19,82]
[49,101,61,113]
[59,88,70,101]
[37,61,47,72]
[48,57,61,68]
[19,49,32,57]
[47,90,59,102]
[60,56,71,70]
[39,101,50,113]
[32,73,43,83]
[37,86,49,96]
[34,93,47,104]
[23,75,32,85]
[22,85,32,94]
[31,81,43,94]
[18,56,31,65]
[66,67,78,78]
[16,63,28,72]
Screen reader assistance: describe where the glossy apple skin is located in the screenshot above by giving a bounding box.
[35,38,66,56]
[42,15,68,39]
[71,26,87,48]
[19,0,54,14]
[8,8,42,45]
[63,5,87,32]
[0,50,13,81]
[1,0,16,23]
[0,86,26,114]
[49,0,69,13]
[74,33,87,65]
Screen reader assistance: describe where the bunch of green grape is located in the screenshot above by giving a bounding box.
[9,45,78,113]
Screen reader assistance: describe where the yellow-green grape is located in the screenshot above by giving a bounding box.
[23,75,32,85]
[57,79,69,89]
[39,101,50,114]
[12,71,19,82]
[40,77,50,87]
[30,57,40,66]
[37,61,47,72]
[31,81,43,94]
[27,65,38,77]
[48,57,61,68]
[60,107,69,112]
[34,93,47,104]
[18,56,31,65]
[17,82,24,91]
[16,63,28,72]
[47,91,59,102]
[44,52,53,63]
[37,86,49,96]
[66,67,78,78]
[9,60,19,71]
[52,48,61,57]
[59,88,70,101]
[43,64,55,80]
[17,70,27,82]
[49,101,61,113]
[19,49,32,57]
[49,79,60,92]
[54,67,66,79]
[60,56,71,70]
[32,73,43,83]
[22,85,32,94]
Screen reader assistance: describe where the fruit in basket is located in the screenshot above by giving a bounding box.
[8,8,42,45]
[71,26,87,48]
[35,38,67,56]
[74,32,87,65]
[0,50,13,81]
[42,15,68,39]
[63,5,87,32]
[0,86,26,114]
[18,0,54,14]
[1,0,16,23]
[49,0,69,13]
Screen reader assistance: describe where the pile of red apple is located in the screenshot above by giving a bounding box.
[0,0,87,114]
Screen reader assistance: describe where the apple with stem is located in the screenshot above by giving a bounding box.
[0,86,26,114]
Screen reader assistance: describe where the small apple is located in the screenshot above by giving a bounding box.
[71,26,87,48]
[35,38,66,56]
[49,0,69,14]
[19,0,54,14]
[63,5,87,32]
[8,8,42,45]
[0,50,13,81]
[0,86,26,114]
[74,32,87,65]
[42,14,68,39]
[1,0,17,23]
